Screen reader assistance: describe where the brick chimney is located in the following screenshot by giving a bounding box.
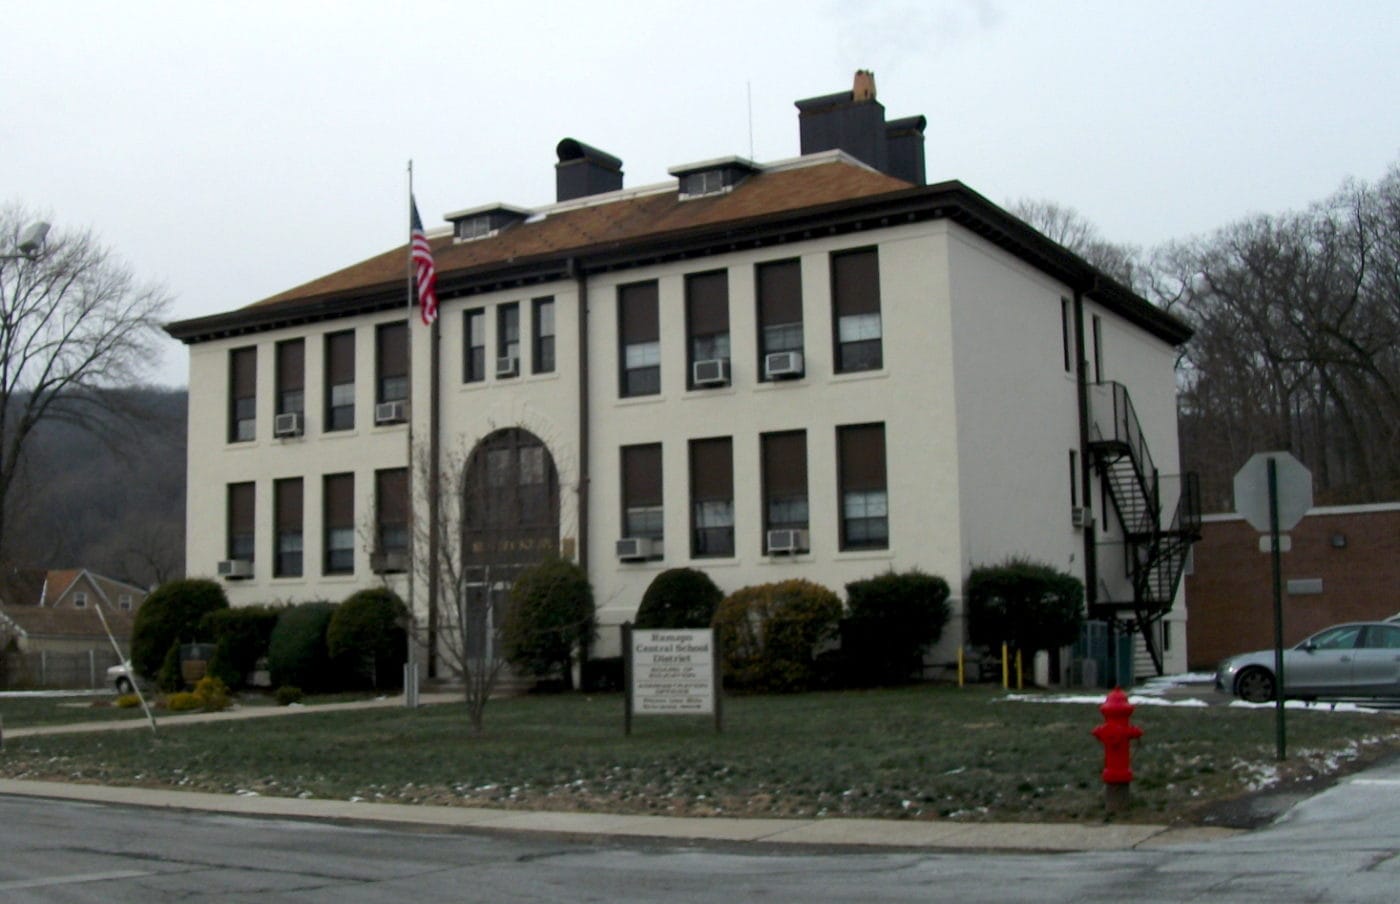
[555,138,623,202]
[794,70,925,185]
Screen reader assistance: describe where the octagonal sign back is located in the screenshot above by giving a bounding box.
[1233,451,1313,533]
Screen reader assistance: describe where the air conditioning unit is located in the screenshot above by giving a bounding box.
[273,411,303,438]
[766,528,810,555]
[371,551,409,574]
[495,355,519,378]
[375,400,407,425]
[217,559,253,580]
[764,351,804,379]
[616,537,659,561]
[1071,507,1093,528]
[692,358,730,387]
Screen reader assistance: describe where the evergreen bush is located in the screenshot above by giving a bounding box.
[713,579,842,692]
[634,567,723,629]
[502,558,596,689]
[130,579,229,679]
[843,570,952,686]
[965,557,1085,658]
[267,602,340,692]
[327,588,408,690]
[202,605,281,689]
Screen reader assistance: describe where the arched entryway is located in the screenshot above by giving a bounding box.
[459,427,560,659]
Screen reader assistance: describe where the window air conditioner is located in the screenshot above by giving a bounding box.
[371,551,409,574]
[495,355,519,377]
[692,358,730,387]
[375,400,407,425]
[217,559,253,580]
[1071,507,1093,528]
[273,411,303,438]
[764,351,804,379]
[766,528,810,555]
[616,537,658,561]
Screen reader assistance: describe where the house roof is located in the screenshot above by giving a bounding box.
[0,603,134,640]
[166,154,1192,347]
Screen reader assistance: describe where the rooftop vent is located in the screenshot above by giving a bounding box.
[794,70,925,185]
[556,138,623,202]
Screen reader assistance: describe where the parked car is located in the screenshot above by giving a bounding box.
[1216,621,1400,702]
[106,662,136,694]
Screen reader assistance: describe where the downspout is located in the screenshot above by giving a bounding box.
[573,257,592,670]
[1073,286,1096,611]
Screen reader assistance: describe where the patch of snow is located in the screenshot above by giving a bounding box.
[235,789,260,797]
[1002,693,1209,708]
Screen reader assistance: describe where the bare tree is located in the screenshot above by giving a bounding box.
[1008,197,1144,290]
[0,205,171,563]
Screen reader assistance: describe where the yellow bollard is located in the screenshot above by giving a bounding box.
[1016,649,1024,690]
[957,646,965,687]
[1001,642,1009,689]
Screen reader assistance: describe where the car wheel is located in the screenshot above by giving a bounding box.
[1235,667,1275,703]
[115,677,133,694]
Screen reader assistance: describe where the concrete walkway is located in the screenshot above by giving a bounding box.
[0,693,1241,853]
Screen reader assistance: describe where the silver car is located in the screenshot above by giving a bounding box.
[1216,622,1400,702]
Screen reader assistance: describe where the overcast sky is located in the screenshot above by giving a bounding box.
[3,1,1397,387]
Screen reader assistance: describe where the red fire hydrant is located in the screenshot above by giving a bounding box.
[1091,687,1143,813]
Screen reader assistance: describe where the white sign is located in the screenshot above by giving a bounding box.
[631,629,715,715]
[1234,451,1313,533]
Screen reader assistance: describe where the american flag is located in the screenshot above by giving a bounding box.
[410,196,439,326]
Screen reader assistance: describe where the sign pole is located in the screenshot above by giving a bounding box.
[622,622,633,737]
[1268,457,1286,761]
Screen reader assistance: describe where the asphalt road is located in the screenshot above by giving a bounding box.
[4,759,1400,903]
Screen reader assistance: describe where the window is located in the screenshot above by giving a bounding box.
[497,302,520,375]
[762,431,808,550]
[757,259,803,379]
[618,281,660,397]
[1061,298,1074,373]
[838,423,888,550]
[689,437,734,557]
[376,322,408,404]
[228,482,255,563]
[685,270,729,388]
[323,473,354,575]
[464,308,486,383]
[118,594,132,611]
[275,339,304,418]
[73,592,87,608]
[532,297,555,374]
[1069,450,1079,508]
[831,248,881,373]
[375,468,408,556]
[325,330,355,431]
[228,346,256,442]
[274,477,303,577]
[621,443,663,551]
[1092,314,1104,383]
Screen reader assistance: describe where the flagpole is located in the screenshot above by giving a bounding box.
[404,160,419,707]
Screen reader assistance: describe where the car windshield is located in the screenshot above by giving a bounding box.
[1300,625,1364,650]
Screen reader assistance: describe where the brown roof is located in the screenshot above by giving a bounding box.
[44,569,80,601]
[0,603,134,640]
[250,161,912,310]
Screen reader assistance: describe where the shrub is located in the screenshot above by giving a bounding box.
[502,558,596,689]
[192,675,231,711]
[130,579,229,679]
[165,691,202,712]
[327,588,408,690]
[965,557,1085,657]
[202,605,281,689]
[157,642,183,692]
[267,602,340,692]
[634,568,723,630]
[580,656,624,692]
[115,694,140,709]
[842,570,952,686]
[275,685,304,706]
[713,579,843,692]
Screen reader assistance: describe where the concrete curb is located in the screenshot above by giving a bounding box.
[0,778,1241,852]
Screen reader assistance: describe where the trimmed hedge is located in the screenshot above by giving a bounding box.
[327,588,408,690]
[502,558,596,689]
[130,579,229,679]
[713,579,842,692]
[267,602,339,692]
[843,570,952,686]
[203,605,281,689]
[965,557,1085,657]
[634,568,723,630]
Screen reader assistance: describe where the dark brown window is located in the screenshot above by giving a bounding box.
[1092,314,1103,382]
[1061,298,1074,373]
[229,347,256,442]
[375,468,408,556]
[689,437,734,558]
[275,339,304,417]
[325,331,355,431]
[227,482,255,563]
[497,303,520,376]
[838,423,888,550]
[618,281,660,397]
[274,478,303,577]
[464,308,486,383]
[831,248,882,373]
[376,322,407,403]
[762,431,808,547]
[685,270,729,388]
[757,259,804,379]
[323,473,354,575]
[621,443,663,547]
[533,297,555,374]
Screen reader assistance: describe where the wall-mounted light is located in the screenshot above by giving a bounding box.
[1330,532,1347,549]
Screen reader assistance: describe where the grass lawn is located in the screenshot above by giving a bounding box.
[0,690,385,728]
[1,685,1396,824]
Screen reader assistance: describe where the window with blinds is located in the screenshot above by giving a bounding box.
[323,473,354,574]
[831,248,882,373]
[533,297,555,374]
[689,437,734,558]
[228,347,256,442]
[274,477,303,577]
[757,259,804,379]
[621,443,663,549]
[376,322,407,403]
[227,482,255,563]
[275,339,304,417]
[838,423,888,549]
[685,270,729,388]
[325,330,355,430]
[618,281,660,397]
[375,468,408,556]
[762,430,809,547]
[464,308,486,383]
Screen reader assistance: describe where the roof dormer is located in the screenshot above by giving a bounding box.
[668,156,760,200]
[443,203,532,243]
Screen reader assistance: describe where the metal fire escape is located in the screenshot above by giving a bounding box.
[1088,382,1201,675]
